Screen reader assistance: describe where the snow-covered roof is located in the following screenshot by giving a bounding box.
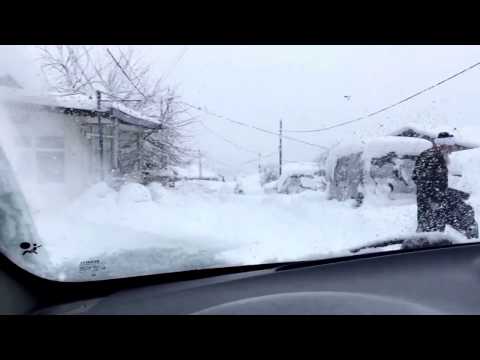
[0,87,160,129]
[389,123,480,149]
[362,136,432,160]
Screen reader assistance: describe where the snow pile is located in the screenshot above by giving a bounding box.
[32,178,430,281]
[31,148,480,282]
[67,182,118,223]
[148,182,169,201]
[236,173,263,194]
[117,183,152,204]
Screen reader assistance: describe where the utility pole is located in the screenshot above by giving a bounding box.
[198,150,203,178]
[258,153,262,174]
[96,90,104,180]
[112,118,119,172]
[279,119,283,177]
[137,131,143,172]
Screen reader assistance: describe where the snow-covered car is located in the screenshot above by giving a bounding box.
[326,136,433,203]
[276,173,327,194]
[263,180,279,194]
[272,162,327,194]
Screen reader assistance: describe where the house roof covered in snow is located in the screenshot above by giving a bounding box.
[0,83,161,130]
[389,124,480,149]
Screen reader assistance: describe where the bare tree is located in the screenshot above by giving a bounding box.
[39,45,195,178]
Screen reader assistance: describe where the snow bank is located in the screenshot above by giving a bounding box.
[33,170,480,281]
[34,180,426,280]
[236,173,263,194]
[117,183,152,204]
[147,182,169,201]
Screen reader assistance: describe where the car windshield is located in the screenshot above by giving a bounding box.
[1,45,480,282]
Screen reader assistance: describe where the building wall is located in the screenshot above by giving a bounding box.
[4,103,149,211]
[6,105,92,211]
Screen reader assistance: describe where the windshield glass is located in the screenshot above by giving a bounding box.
[1,45,480,282]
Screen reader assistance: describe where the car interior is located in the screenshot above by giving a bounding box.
[2,240,480,315]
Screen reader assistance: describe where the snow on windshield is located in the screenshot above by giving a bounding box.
[1,45,480,282]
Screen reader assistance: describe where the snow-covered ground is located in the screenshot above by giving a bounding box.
[21,147,480,281]
[32,176,425,281]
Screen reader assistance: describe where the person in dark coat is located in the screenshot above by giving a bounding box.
[412,132,478,238]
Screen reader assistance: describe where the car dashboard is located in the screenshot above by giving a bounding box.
[31,242,480,315]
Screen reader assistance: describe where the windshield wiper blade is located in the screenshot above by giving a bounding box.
[350,234,457,254]
[349,239,405,253]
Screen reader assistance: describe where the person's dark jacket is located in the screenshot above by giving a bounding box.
[412,147,448,203]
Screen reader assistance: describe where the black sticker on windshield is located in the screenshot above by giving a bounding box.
[20,242,41,256]
[79,259,107,277]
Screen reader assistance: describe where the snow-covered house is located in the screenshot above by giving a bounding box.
[0,77,161,208]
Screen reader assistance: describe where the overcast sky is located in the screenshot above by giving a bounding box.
[2,45,480,176]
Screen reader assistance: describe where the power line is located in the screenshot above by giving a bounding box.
[178,101,328,150]
[284,60,480,133]
[107,47,327,151]
[162,46,189,81]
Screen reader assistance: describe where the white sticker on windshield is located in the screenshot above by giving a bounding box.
[79,259,107,278]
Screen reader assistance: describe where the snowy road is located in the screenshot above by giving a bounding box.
[26,146,480,281]
[32,180,422,280]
